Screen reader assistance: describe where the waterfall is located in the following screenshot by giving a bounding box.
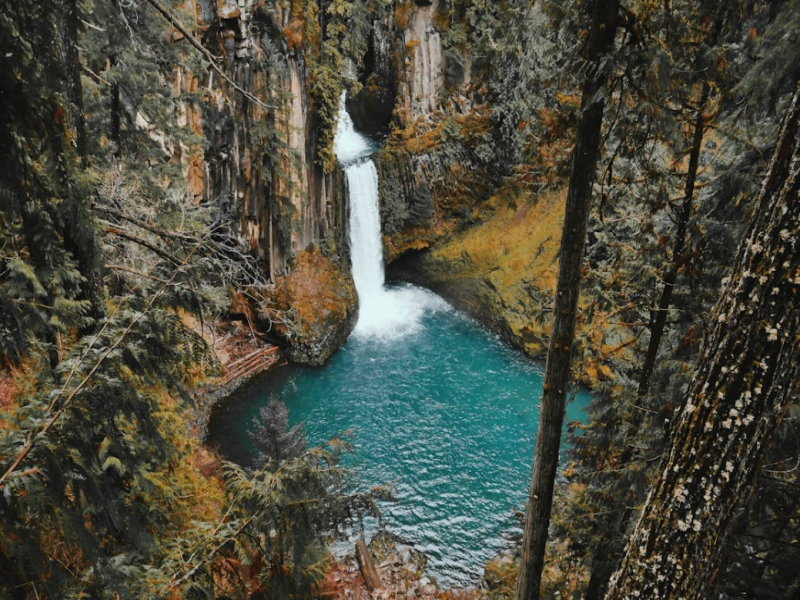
[333,93,446,339]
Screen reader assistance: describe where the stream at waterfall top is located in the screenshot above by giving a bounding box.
[206,95,591,587]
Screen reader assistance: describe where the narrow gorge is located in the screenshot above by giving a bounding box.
[183,0,567,367]
[209,94,592,585]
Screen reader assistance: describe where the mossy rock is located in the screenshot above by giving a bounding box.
[271,249,358,366]
[388,188,565,359]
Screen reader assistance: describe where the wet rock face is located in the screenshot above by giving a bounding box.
[403,1,445,119]
[270,249,358,366]
[348,25,397,137]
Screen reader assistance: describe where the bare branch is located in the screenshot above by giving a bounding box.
[96,205,195,241]
[104,226,183,267]
[142,0,275,110]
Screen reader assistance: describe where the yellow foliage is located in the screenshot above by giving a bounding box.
[434,187,566,296]
[455,110,492,147]
[406,187,567,358]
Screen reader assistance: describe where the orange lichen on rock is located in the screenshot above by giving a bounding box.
[394,0,414,30]
[271,248,358,365]
[283,18,305,50]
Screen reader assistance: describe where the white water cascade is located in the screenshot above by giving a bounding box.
[333,93,446,339]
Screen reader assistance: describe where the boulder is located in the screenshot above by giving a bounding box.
[270,249,357,366]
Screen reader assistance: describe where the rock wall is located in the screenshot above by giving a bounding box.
[388,188,566,359]
[269,248,358,366]
[185,0,345,278]
[400,0,446,120]
[348,0,492,263]
[167,0,355,364]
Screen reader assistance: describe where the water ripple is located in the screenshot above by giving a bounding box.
[215,290,590,587]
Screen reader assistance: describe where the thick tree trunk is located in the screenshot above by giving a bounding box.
[638,82,710,397]
[515,2,619,599]
[605,82,800,600]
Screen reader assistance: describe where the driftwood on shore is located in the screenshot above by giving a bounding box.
[355,539,382,590]
[220,345,279,386]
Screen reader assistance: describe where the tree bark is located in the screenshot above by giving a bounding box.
[606,82,800,600]
[638,82,710,397]
[60,0,105,328]
[111,80,122,159]
[515,2,619,599]
[62,0,88,166]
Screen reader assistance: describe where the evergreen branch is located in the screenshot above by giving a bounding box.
[0,241,205,489]
[107,264,170,284]
[45,291,129,415]
[165,513,258,591]
[162,448,359,592]
[142,0,275,110]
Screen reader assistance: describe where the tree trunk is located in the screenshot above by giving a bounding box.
[515,2,619,599]
[59,0,105,328]
[111,80,122,159]
[355,540,382,590]
[605,82,800,600]
[588,78,714,600]
[638,82,710,397]
[62,0,88,166]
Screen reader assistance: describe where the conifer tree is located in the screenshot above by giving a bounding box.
[251,395,308,469]
[516,1,620,598]
[606,79,800,600]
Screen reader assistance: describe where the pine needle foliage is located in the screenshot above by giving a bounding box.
[251,395,308,469]
[153,433,392,599]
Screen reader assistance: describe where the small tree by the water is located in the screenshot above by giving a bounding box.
[251,396,308,469]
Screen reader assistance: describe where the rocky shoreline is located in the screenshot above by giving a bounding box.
[324,532,479,600]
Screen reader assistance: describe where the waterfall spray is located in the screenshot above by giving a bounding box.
[333,93,445,339]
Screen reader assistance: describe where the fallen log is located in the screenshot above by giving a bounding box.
[355,539,382,591]
[221,347,280,386]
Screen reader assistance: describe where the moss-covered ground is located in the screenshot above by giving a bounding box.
[392,186,566,357]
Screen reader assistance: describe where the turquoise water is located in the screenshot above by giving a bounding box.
[209,284,590,586]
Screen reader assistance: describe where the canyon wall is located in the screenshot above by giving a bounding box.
[171,0,354,364]
[192,0,344,274]
[165,0,536,363]
[349,0,495,262]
